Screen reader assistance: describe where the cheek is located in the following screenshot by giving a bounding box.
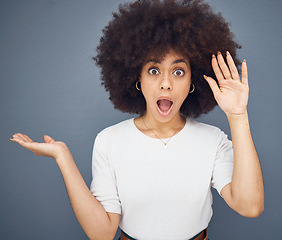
[140,83,153,101]
[177,82,190,96]
[179,90,190,103]
[174,88,190,106]
[140,78,158,97]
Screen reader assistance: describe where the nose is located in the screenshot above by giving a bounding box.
[160,73,172,90]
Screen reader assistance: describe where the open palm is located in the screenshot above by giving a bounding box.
[11,134,69,159]
[205,51,249,116]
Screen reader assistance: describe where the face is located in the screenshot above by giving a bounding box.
[140,50,192,123]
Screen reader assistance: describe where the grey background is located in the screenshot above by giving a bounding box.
[1,0,281,239]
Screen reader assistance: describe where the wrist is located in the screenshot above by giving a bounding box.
[226,111,250,129]
[55,147,73,164]
[226,110,248,120]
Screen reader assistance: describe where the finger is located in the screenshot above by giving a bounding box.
[10,138,23,145]
[23,135,34,143]
[20,134,33,143]
[18,141,41,153]
[44,135,55,143]
[12,133,23,139]
[12,133,27,142]
[216,51,231,79]
[226,51,240,80]
[204,75,221,99]
[12,133,29,138]
[11,137,33,150]
[242,59,248,85]
[11,134,35,146]
[211,54,225,82]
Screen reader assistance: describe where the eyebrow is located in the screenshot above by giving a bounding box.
[172,59,188,65]
[145,58,188,66]
[146,59,161,64]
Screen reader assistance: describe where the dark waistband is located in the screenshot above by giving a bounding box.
[120,229,204,240]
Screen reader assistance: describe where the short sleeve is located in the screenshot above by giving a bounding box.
[211,131,234,196]
[89,133,121,214]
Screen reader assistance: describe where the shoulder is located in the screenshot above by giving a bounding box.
[96,118,134,141]
[185,119,232,154]
[186,118,230,143]
[188,118,222,134]
[93,118,138,155]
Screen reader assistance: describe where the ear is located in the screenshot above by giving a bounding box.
[135,79,142,91]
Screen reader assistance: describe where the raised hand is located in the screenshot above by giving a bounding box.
[204,51,249,116]
[10,134,70,159]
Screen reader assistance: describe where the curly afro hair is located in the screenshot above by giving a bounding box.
[94,0,241,118]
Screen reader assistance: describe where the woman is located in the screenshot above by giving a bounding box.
[11,0,264,239]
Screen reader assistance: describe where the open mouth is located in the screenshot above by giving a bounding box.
[156,99,173,116]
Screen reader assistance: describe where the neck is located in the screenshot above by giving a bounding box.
[142,112,185,137]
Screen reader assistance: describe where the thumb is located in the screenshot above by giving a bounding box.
[204,75,221,98]
[44,135,55,143]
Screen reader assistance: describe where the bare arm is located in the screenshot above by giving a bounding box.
[205,51,264,217]
[11,134,120,240]
[221,113,264,217]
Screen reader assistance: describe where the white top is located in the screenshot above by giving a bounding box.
[90,118,233,240]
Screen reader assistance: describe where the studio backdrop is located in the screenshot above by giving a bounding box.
[1,0,281,239]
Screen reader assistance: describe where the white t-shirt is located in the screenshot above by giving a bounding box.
[90,118,233,240]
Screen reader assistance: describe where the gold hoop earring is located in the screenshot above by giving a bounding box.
[136,81,141,91]
[189,84,195,93]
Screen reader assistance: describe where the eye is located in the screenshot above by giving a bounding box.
[148,68,160,75]
[173,69,185,77]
